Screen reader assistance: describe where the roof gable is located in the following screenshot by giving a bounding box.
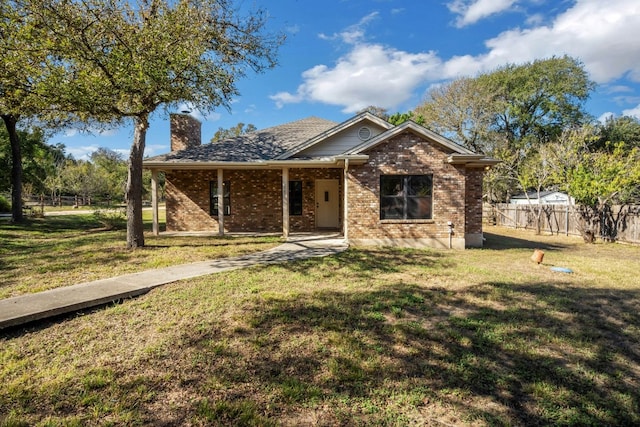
[345,120,476,156]
[275,112,393,160]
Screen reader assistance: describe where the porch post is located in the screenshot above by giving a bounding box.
[343,159,349,241]
[282,167,289,239]
[217,168,224,236]
[151,169,159,236]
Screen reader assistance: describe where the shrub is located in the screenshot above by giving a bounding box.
[93,208,126,230]
[0,195,11,212]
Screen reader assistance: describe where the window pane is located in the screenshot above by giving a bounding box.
[289,181,303,216]
[407,175,432,196]
[407,197,432,219]
[381,196,404,219]
[210,180,230,216]
[380,176,403,196]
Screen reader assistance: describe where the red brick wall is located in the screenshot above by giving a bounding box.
[347,131,469,246]
[163,133,486,247]
[165,168,341,232]
[464,168,485,236]
[170,114,201,152]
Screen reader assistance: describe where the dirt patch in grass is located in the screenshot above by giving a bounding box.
[1,227,639,425]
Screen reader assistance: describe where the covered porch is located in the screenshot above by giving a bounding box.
[147,158,365,240]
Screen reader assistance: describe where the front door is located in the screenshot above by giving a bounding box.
[316,179,340,229]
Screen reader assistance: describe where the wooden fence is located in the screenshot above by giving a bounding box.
[483,203,640,245]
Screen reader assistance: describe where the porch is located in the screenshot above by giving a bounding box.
[148,164,355,240]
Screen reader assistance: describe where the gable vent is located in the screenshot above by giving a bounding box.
[358,126,372,141]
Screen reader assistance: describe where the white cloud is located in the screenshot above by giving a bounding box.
[605,85,634,94]
[177,102,221,122]
[468,0,640,83]
[622,105,640,119]
[143,144,168,157]
[448,0,518,27]
[270,91,304,108]
[597,112,615,123]
[318,12,379,44]
[285,24,300,34]
[272,1,640,113]
[63,126,118,139]
[271,44,441,113]
[66,145,101,161]
[525,13,544,26]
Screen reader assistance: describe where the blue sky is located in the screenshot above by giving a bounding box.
[56,0,640,160]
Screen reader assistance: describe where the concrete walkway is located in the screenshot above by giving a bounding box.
[0,235,348,330]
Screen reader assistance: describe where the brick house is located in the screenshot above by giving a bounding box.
[143,112,498,248]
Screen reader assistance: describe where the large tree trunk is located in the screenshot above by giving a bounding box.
[125,115,148,249]
[2,115,23,223]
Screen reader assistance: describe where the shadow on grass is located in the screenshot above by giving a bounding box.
[0,215,102,235]
[173,269,640,425]
[483,231,569,251]
[2,247,639,425]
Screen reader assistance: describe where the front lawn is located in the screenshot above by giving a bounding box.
[0,214,280,299]
[1,226,639,425]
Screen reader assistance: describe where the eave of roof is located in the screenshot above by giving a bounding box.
[447,154,501,168]
[144,154,370,170]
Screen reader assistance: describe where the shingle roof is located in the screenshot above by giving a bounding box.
[146,117,338,163]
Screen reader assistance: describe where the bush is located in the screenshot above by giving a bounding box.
[93,208,126,230]
[0,195,11,212]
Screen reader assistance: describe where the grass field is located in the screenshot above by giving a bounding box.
[0,213,280,299]
[1,221,639,426]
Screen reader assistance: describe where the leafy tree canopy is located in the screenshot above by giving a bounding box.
[388,111,425,126]
[356,106,389,121]
[416,56,595,202]
[210,123,257,143]
[594,115,640,152]
[23,0,283,248]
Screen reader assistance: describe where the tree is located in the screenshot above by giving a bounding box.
[595,115,640,152]
[60,159,101,206]
[416,77,494,153]
[31,0,283,248]
[210,122,257,143]
[515,148,555,234]
[546,126,640,242]
[356,106,389,121]
[0,124,65,203]
[90,148,127,202]
[388,111,425,126]
[1,2,46,221]
[415,56,595,202]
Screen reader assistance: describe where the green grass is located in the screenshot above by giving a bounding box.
[1,225,639,425]
[0,213,280,298]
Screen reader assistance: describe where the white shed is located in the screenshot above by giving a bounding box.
[510,191,574,205]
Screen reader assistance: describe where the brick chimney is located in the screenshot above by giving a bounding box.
[170,113,202,152]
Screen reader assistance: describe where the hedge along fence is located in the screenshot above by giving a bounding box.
[483,203,640,245]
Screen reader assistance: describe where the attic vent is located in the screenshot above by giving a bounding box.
[358,126,372,141]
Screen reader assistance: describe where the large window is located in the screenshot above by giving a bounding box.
[210,180,230,216]
[289,181,303,216]
[380,175,433,220]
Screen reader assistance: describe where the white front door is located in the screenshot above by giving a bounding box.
[316,179,340,229]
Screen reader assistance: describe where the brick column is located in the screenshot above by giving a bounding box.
[170,114,202,152]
